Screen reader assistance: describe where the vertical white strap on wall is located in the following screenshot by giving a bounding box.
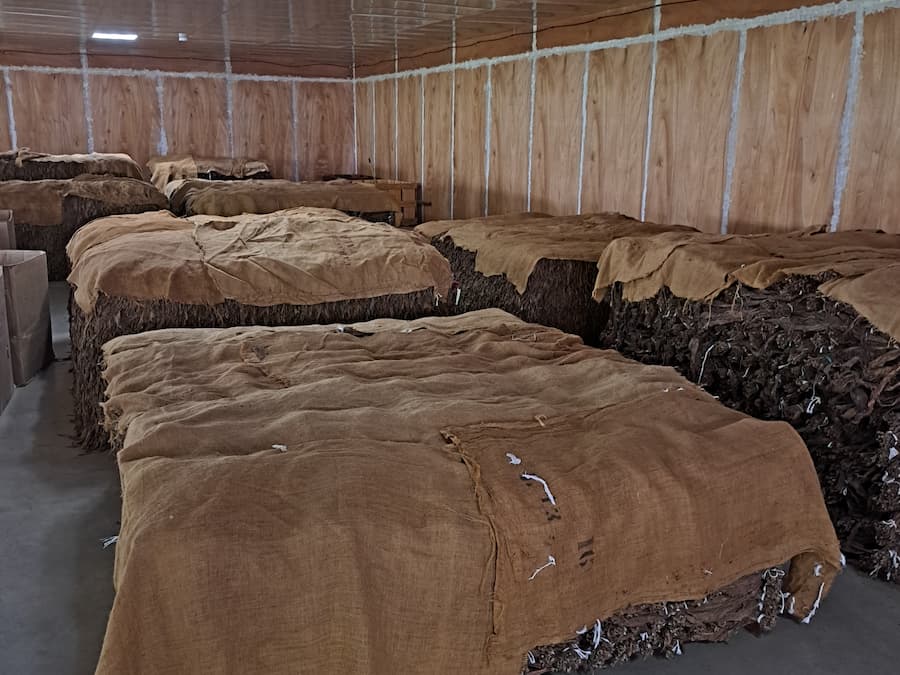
[3,69,17,149]
[155,75,169,155]
[420,74,426,189]
[394,36,400,180]
[640,0,662,222]
[830,9,865,232]
[526,0,538,211]
[221,2,235,157]
[80,49,95,152]
[720,30,747,234]
[291,80,300,180]
[483,64,493,216]
[449,19,457,218]
[370,80,376,177]
[576,51,590,214]
[352,61,359,174]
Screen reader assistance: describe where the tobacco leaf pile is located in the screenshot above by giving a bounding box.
[602,275,900,582]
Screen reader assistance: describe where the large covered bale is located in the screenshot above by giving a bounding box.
[595,229,900,583]
[0,149,144,181]
[165,177,401,224]
[417,213,696,344]
[67,207,452,451]
[147,155,272,191]
[0,176,167,280]
[96,311,841,674]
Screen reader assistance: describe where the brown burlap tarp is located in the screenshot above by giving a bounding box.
[147,155,271,191]
[417,213,697,293]
[0,149,144,181]
[97,311,840,675]
[67,207,452,313]
[592,229,900,342]
[166,178,400,217]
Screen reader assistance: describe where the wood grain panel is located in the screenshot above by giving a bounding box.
[730,18,852,233]
[163,77,230,159]
[538,1,653,48]
[396,76,422,184]
[532,53,586,215]
[296,82,354,180]
[661,0,831,30]
[10,72,87,154]
[423,72,453,221]
[453,67,488,220]
[581,44,652,219]
[90,75,159,167]
[488,59,531,215]
[646,32,738,233]
[373,79,396,179]
[233,80,295,179]
[456,18,532,62]
[355,81,375,177]
[840,10,900,233]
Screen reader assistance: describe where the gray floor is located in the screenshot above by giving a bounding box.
[1,284,899,674]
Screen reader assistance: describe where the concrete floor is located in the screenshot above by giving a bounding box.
[1,284,900,674]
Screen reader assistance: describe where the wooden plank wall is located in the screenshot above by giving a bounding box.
[363,2,900,234]
[1,61,354,179]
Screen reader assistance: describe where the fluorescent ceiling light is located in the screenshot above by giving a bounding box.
[91,31,138,41]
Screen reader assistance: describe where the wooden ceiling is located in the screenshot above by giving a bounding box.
[0,1,661,76]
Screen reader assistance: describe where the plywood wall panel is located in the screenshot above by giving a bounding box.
[538,1,653,48]
[90,75,159,168]
[296,82,354,180]
[163,77,230,159]
[730,17,852,233]
[355,81,374,177]
[10,72,87,154]
[661,0,831,30]
[581,44,652,218]
[396,76,422,184]
[233,80,295,179]
[646,32,738,233]
[488,60,531,215]
[532,54,586,215]
[453,67,488,220]
[840,10,900,233]
[423,72,453,221]
[373,80,396,179]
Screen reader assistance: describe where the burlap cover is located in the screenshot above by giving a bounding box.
[67,207,452,313]
[416,213,696,293]
[592,229,900,341]
[0,176,166,226]
[147,155,271,190]
[97,311,840,675]
[0,149,144,179]
[166,178,400,216]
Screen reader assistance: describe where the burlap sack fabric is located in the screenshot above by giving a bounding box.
[0,149,145,180]
[97,310,840,674]
[147,155,271,191]
[166,178,401,216]
[0,176,167,226]
[417,213,697,293]
[592,229,900,341]
[67,207,453,313]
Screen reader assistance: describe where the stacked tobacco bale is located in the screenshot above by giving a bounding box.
[147,154,272,191]
[66,206,452,451]
[416,213,696,343]
[96,310,840,674]
[165,177,401,224]
[0,149,144,181]
[0,176,167,280]
[595,229,900,582]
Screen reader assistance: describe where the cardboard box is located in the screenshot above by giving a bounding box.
[0,210,14,249]
[0,251,53,385]
[0,268,14,413]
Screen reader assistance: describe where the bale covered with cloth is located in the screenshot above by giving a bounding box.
[0,149,144,181]
[166,177,401,224]
[96,310,841,674]
[147,154,272,191]
[67,206,452,451]
[0,176,167,280]
[416,213,695,343]
[595,229,900,583]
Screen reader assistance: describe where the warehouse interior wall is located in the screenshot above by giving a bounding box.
[0,35,355,180]
[356,0,900,234]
